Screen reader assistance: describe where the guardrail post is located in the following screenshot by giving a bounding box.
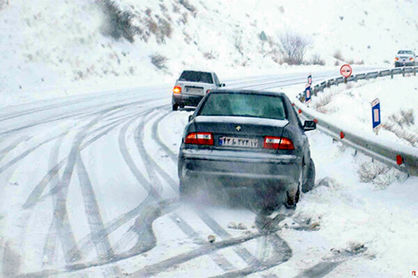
[391,69,394,79]
[402,67,405,77]
[414,67,416,76]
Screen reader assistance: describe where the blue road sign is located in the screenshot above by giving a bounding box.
[304,86,312,103]
[371,98,381,130]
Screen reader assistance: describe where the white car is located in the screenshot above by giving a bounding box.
[171,70,225,111]
[394,50,416,67]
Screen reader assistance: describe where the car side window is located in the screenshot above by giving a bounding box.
[213,73,220,86]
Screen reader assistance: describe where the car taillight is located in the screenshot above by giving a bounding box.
[263,136,294,150]
[185,132,214,145]
[410,57,414,61]
[173,86,182,94]
[394,57,399,61]
[206,89,211,94]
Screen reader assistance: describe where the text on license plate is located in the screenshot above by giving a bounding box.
[219,137,258,148]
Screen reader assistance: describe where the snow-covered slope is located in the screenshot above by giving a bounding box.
[0,0,417,99]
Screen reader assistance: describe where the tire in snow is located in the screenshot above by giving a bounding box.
[302,158,315,193]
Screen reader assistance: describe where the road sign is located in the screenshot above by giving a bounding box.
[304,86,312,103]
[307,74,312,85]
[371,98,381,133]
[340,64,352,78]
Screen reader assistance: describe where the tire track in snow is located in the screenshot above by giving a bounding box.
[130,229,281,277]
[150,110,178,161]
[293,245,367,278]
[294,262,342,278]
[42,134,66,267]
[48,115,103,264]
[0,87,166,123]
[76,154,123,277]
[16,227,279,278]
[42,107,144,266]
[209,234,291,278]
[0,92,167,137]
[0,136,30,162]
[16,109,148,275]
[68,108,156,257]
[59,108,161,268]
[0,132,67,175]
[1,98,159,179]
[22,108,147,210]
[42,106,130,265]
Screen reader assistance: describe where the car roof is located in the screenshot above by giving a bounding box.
[208,89,286,97]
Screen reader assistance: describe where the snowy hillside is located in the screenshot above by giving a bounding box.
[0,0,418,99]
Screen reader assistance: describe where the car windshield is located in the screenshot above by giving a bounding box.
[179,71,213,84]
[198,93,286,120]
[398,50,414,55]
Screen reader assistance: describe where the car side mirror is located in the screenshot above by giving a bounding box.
[220,83,226,87]
[188,115,194,122]
[303,120,316,131]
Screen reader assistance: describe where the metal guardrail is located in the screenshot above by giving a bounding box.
[296,66,418,176]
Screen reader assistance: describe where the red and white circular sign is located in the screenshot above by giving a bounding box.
[340,64,352,78]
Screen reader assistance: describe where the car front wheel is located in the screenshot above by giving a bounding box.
[172,104,179,111]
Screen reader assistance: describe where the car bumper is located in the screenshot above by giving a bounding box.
[395,61,415,67]
[179,149,301,188]
[172,94,204,107]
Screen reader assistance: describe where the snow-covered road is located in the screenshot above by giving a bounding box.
[1,68,417,278]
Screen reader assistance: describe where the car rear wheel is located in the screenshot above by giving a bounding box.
[285,185,300,209]
[302,159,315,193]
[285,163,303,209]
[172,104,179,111]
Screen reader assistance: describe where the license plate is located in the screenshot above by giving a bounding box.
[186,88,203,94]
[219,136,258,148]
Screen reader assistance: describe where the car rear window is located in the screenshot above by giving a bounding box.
[179,71,213,84]
[198,93,286,120]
